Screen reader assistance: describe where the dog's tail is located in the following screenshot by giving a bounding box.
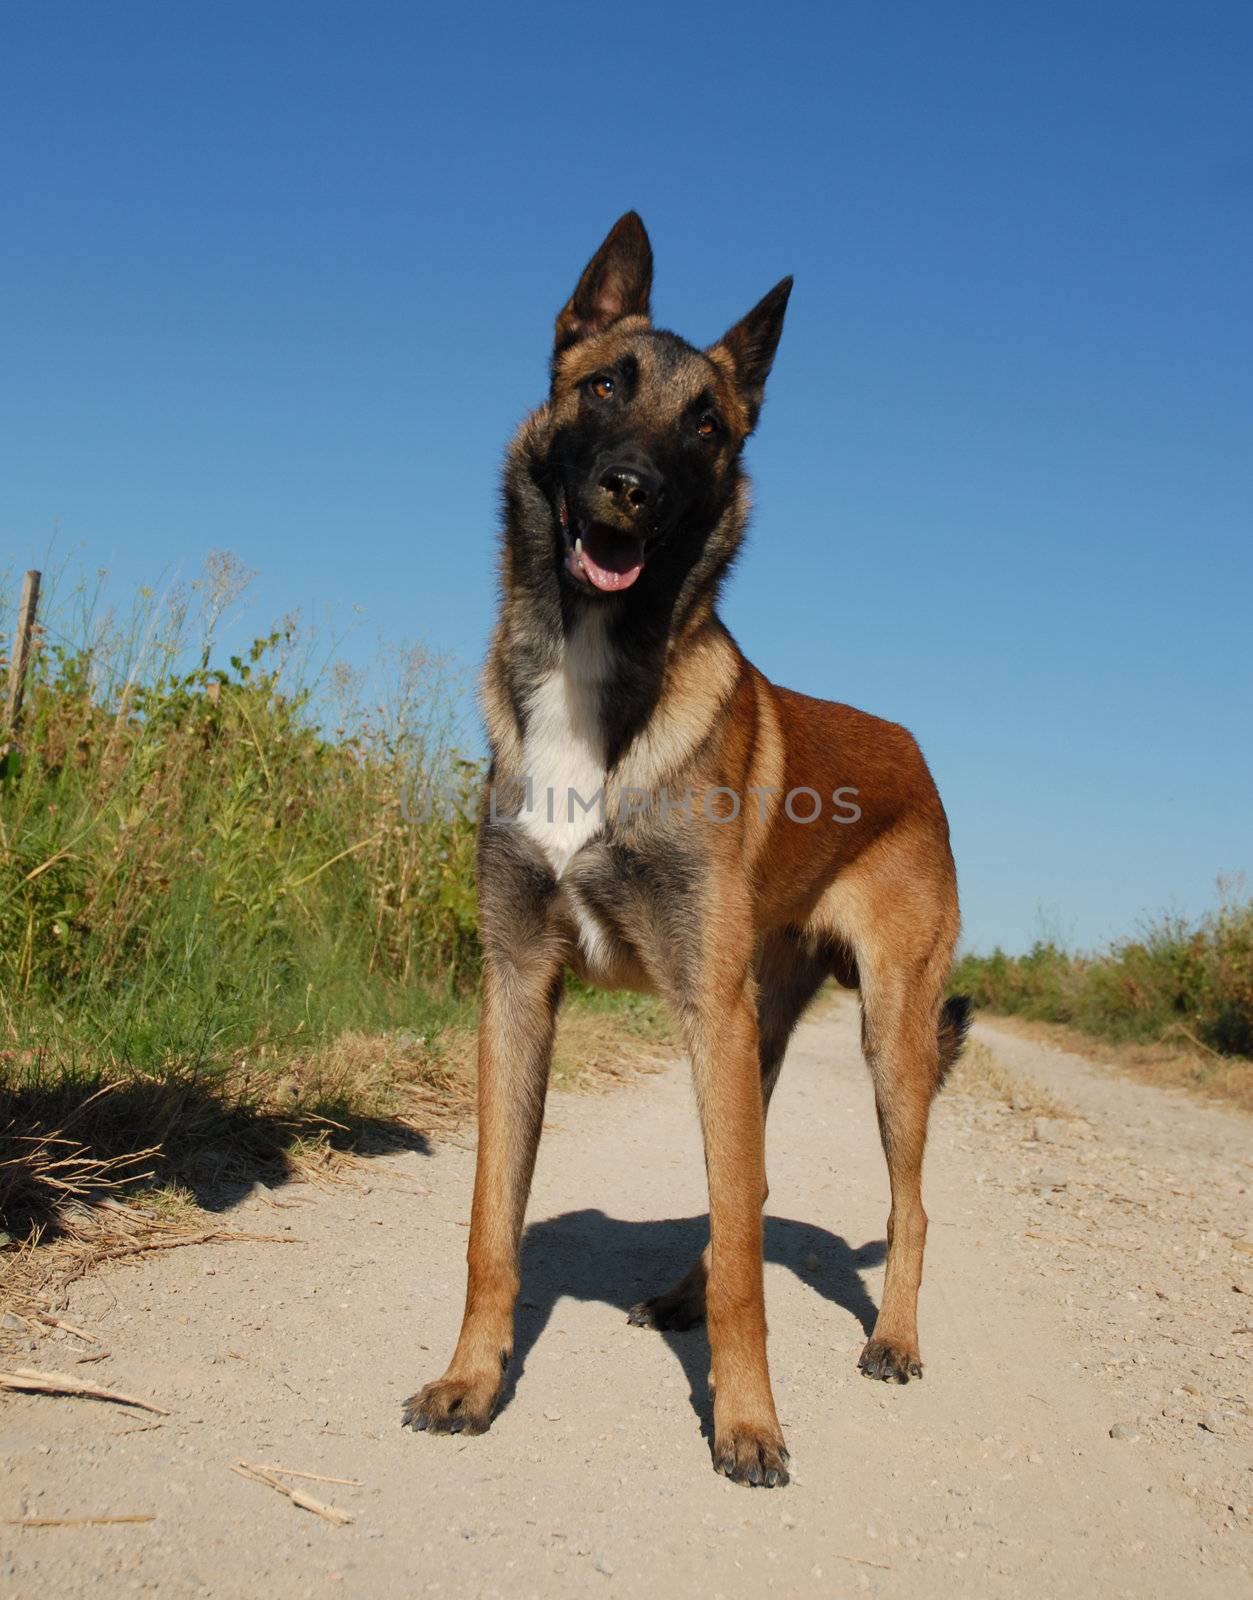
[936,995,973,1089]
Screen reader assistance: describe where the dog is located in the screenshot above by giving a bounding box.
[403,213,969,1487]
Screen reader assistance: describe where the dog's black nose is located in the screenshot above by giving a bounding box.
[599,465,658,514]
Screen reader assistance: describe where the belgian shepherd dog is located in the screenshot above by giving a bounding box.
[404,214,969,1486]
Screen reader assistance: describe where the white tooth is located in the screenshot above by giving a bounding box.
[575,537,584,555]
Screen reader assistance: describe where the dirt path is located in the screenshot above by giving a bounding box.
[3,1003,1250,1598]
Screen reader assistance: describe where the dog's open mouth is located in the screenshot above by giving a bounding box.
[558,492,645,593]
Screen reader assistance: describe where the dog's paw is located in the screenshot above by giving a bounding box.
[626,1290,706,1332]
[712,1426,790,1488]
[858,1336,923,1383]
[401,1373,500,1436]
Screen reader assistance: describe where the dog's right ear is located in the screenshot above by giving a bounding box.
[554,213,653,356]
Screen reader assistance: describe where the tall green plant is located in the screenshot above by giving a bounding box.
[0,557,480,1074]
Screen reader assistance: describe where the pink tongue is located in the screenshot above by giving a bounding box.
[581,529,644,591]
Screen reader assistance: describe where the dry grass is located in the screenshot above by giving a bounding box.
[0,1112,159,1234]
[970,1011,1253,1114]
[1,1031,471,1228]
[0,1194,304,1350]
[0,1024,475,1344]
[386,994,677,1099]
[0,998,674,1344]
[945,1038,1067,1118]
[549,1003,677,1091]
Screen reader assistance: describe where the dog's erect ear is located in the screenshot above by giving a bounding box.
[710,277,793,433]
[554,212,653,355]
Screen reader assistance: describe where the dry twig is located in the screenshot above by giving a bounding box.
[231,1461,354,1526]
[6,1514,153,1528]
[0,1367,169,1414]
[68,1228,300,1277]
[251,1463,362,1487]
[34,1313,96,1341]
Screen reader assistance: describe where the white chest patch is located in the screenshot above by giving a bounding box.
[517,611,614,879]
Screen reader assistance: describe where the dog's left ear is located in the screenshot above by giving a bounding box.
[710,277,793,433]
[554,212,653,355]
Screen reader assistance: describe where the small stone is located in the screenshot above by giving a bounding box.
[804,1252,819,1272]
[543,1409,562,1421]
[594,1558,614,1577]
[1,1313,28,1333]
[1109,1423,1140,1441]
[1200,1412,1223,1434]
[1033,1117,1064,1144]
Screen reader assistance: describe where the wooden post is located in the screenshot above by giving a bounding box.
[4,569,42,739]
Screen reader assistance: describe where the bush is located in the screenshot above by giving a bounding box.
[951,891,1253,1059]
[0,556,480,1076]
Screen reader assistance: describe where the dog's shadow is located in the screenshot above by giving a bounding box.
[502,1210,885,1440]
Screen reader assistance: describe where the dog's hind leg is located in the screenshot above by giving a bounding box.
[628,928,830,1332]
[855,951,948,1383]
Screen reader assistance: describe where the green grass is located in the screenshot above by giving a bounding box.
[1,556,480,1077]
[0,556,492,1229]
[951,891,1253,1061]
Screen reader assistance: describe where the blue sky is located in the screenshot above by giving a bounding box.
[2,1,1250,953]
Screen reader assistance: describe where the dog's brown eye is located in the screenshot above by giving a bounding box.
[590,375,615,400]
[696,411,719,437]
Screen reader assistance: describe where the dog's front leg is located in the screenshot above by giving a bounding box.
[686,976,789,1487]
[404,832,563,1437]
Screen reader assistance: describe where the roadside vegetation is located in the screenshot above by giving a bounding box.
[0,557,669,1287]
[952,893,1253,1108]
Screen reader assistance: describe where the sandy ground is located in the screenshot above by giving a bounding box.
[2,1001,1250,1598]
